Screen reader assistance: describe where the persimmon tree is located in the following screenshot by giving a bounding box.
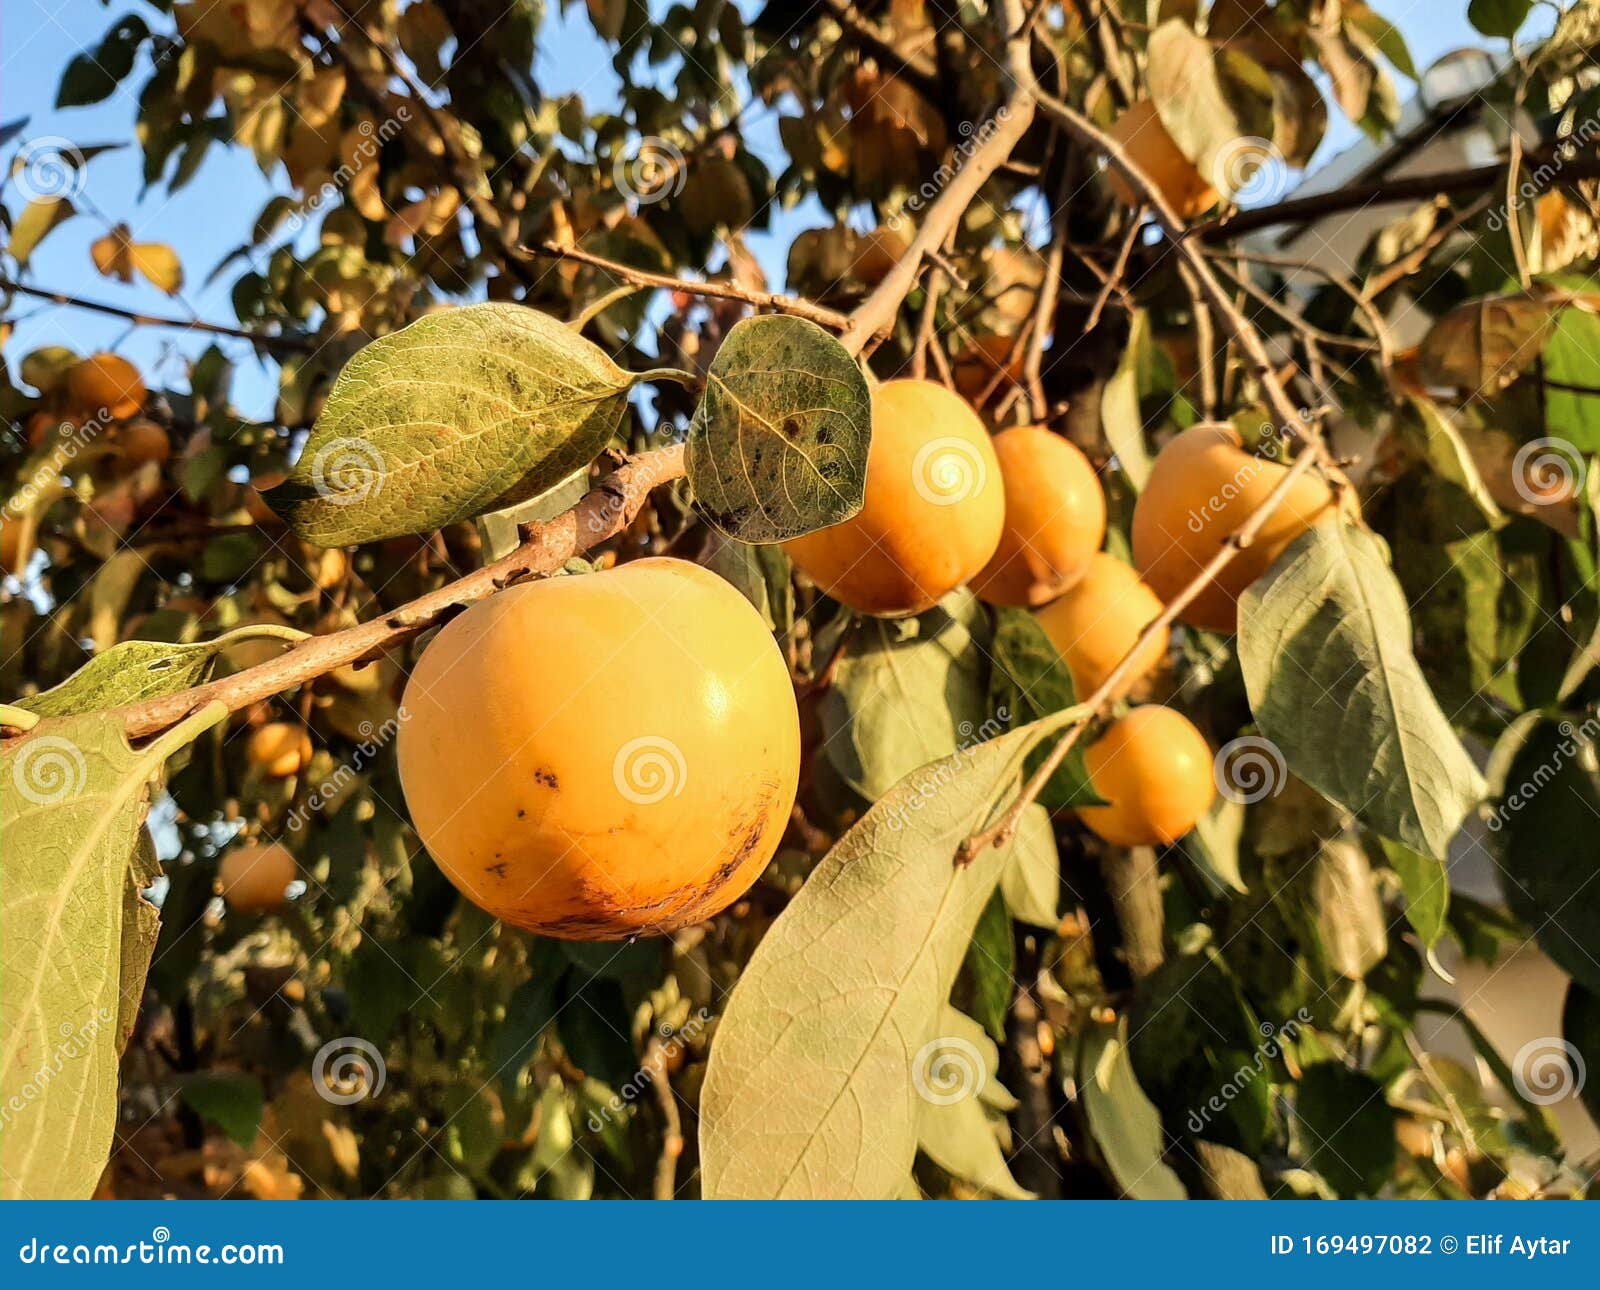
[3,0,1600,1200]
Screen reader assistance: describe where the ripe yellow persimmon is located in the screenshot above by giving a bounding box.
[971,427,1106,607]
[65,353,146,420]
[1035,553,1167,698]
[783,380,1003,616]
[247,722,313,777]
[396,557,801,939]
[1104,99,1217,220]
[1131,423,1353,633]
[1077,706,1214,847]
[218,842,297,912]
[117,418,170,465]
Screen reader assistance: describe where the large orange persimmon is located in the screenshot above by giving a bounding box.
[218,843,297,912]
[783,380,1003,616]
[1034,553,1167,698]
[396,557,801,939]
[1077,706,1214,847]
[971,427,1106,607]
[1131,423,1353,633]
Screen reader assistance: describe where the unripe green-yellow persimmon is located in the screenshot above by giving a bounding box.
[1131,423,1354,633]
[396,557,800,939]
[1077,706,1214,847]
[1034,553,1167,698]
[218,843,297,912]
[783,380,1003,616]
[971,427,1106,607]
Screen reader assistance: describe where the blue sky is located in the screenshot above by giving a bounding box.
[3,0,1511,418]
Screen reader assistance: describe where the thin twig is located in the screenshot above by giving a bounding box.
[0,278,312,352]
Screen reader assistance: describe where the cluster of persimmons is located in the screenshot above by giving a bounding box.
[214,377,1351,942]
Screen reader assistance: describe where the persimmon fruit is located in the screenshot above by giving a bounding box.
[1034,553,1167,698]
[65,353,146,420]
[218,842,297,912]
[783,379,1003,616]
[971,427,1106,607]
[1077,706,1214,847]
[117,418,171,465]
[395,557,801,939]
[1131,423,1353,633]
[247,722,313,777]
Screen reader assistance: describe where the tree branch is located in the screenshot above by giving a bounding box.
[0,278,313,353]
[530,241,849,331]
[1196,147,1600,243]
[92,445,685,741]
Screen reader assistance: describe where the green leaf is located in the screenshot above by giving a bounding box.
[819,590,991,801]
[1145,20,1269,197]
[1380,836,1449,949]
[8,196,76,265]
[0,702,228,1198]
[1078,1019,1187,1199]
[179,1072,264,1148]
[699,717,1066,1198]
[1543,306,1600,450]
[1468,0,1533,39]
[1403,396,1502,526]
[961,889,1013,1042]
[1311,838,1386,980]
[1293,1063,1394,1196]
[1238,524,1484,859]
[988,607,1100,809]
[489,973,559,1094]
[1101,310,1154,491]
[1193,1140,1268,1198]
[269,303,631,545]
[915,1011,1031,1199]
[15,624,305,718]
[1562,981,1600,1125]
[686,314,871,543]
[1000,804,1060,927]
[56,53,120,108]
[1493,716,1600,997]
